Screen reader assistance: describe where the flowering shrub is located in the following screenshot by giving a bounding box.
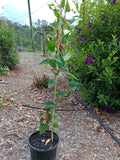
[85,56,94,64]
[0,22,19,70]
[68,0,120,111]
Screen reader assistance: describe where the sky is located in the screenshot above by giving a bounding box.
[0,0,81,25]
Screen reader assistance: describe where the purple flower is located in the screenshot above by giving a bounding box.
[111,0,116,4]
[101,105,111,112]
[117,37,120,44]
[85,56,94,64]
[5,50,8,54]
[14,45,17,48]
[12,66,16,70]
[101,15,105,20]
[71,42,74,45]
[105,17,109,21]
[78,28,81,34]
[75,26,78,29]
[101,15,109,22]
[81,35,86,41]
[18,48,23,52]
[88,22,92,29]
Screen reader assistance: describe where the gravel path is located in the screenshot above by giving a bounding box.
[0,52,120,160]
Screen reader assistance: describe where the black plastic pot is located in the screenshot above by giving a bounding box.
[28,130,59,160]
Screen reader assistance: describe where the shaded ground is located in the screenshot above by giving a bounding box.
[0,52,120,160]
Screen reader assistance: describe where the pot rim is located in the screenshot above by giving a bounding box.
[28,130,59,152]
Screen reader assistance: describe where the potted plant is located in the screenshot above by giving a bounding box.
[28,1,80,159]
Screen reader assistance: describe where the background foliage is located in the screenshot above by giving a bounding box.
[68,0,120,111]
[0,22,19,73]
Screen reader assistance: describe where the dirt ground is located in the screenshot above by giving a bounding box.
[0,51,120,160]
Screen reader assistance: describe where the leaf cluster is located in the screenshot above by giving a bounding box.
[0,22,19,71]
[67,0,120,111]
[39,52,81,135]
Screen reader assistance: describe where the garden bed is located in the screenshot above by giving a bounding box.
[0,52,120,160]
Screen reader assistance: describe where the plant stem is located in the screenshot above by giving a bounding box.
[51,107,55,142]
[51,65,58,142]
[51,1,62,142]
[57,7,62,56]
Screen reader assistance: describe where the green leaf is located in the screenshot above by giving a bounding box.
[37,31,43,36]
[54,9,60,18]
[63,52,71,61]
[55,109,59,116]
[61,17,70,25]
[61,0,65,8]
[44,101,57,108]
[52,69,60,76]
[60,57,65,67]
[50,109,59,116]
[47,112,58,123]
[49,59,57,68]
[47,40,56,52]
[55,54,61,62]
[48,4,54,10]
[58,90,68,96]
[51,91,59,97]
[40,112,44,117]
[46,114,52,122]
[54,117,57,123]
[66,91,71,97]
[62,34,69,44]
[62,37,67,44]
[40,59,50,65]
[65,72,78,80]
[69,81,81,91]
[55,23,59,34]
[33,27,37,32]
[51,90,68,96]
[65,0,70,12]
[53,123,59,132]
[48,79,57,88]
[55,55,65,68]
[39,123,48,135]
[40,117,44,123]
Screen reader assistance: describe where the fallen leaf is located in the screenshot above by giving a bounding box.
[89,124,92,127]
[96,126,102,132]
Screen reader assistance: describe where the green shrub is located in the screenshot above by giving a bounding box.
[68,0,120,111]
[0,66,10,75]
[0,22,19,70]
[69,39,120,110]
